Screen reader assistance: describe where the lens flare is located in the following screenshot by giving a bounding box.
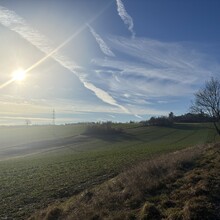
[12,69,26,81]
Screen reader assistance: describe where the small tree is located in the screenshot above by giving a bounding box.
[169,112,174,120]
[191,77,220,135]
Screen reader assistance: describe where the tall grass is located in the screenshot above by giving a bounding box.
[30,145,205,220]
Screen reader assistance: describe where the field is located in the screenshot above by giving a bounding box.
[33,142,220,219]
[0,123,219,219]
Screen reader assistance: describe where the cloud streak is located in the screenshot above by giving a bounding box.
[90,35,220,115]
[105,36,215,84]
[0,6,128,113]
[116,0,135,38]
[87,24,115,57]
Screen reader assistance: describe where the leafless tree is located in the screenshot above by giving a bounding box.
[191,77,220,135]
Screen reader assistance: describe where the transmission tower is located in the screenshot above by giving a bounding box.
[52,109,55,125]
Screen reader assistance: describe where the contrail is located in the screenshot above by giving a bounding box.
[87,24,115,57]
[116,0,135,38]
[0,79,14,89]
[0,4,129,113]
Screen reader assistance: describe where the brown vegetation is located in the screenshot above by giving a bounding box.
[29,143,220,220]
[84,122,123,136]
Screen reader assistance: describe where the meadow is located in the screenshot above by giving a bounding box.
[0,123,219,219]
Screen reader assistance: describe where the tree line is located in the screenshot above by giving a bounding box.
[82,77,220,136]
[143,77,220,136]
[142,112,214,127]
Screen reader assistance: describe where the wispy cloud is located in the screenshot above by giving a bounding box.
[0,6,128,113]
[116,0,135,38]
[90,35,219,115]
[82,80,129,113]
[107,36,214,83]
[95,36,216,81]
[87,24,115,57]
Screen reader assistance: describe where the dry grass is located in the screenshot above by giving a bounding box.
[29,143,219,220]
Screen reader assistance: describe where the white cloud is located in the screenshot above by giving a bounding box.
[107,36,214,83]
[116,0,135,38]
[134,114,143,119]
[87,24,115,57]
[82,80,129,113]
[90,35,220,115]
[92,57,196,99]
[127,104,169,116]
[0,6,128,113]
[1,6,218,121]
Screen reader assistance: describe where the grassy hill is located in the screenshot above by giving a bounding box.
[0,123,219,219]
[31,143,220,220]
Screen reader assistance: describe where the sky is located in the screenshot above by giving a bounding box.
[0,0,220,125]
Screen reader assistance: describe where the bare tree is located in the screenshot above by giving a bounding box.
[191,77,220,135]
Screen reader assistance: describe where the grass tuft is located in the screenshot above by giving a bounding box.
[139,202,162,220]
[183,196,217,220]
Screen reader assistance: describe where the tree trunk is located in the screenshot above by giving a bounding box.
[213,121,220,136]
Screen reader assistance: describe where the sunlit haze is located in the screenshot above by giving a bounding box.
[0,0,220,125]
[12,69,26,81]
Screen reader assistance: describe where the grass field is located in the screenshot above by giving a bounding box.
[33,142,220,219]
[0,123,219,219]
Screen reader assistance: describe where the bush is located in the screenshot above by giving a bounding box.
[148,116,173,127]
[84,122,123,135]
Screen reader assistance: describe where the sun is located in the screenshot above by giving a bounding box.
[12,69,26,81]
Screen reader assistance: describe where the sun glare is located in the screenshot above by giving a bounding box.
[12,69,26,81]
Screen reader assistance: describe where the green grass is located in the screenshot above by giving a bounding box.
[0,123,219,219]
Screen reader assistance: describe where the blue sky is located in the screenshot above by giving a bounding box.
[0,0,220,125]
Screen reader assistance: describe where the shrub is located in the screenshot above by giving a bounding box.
[148,116,173,127]
[84,122,123,135]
